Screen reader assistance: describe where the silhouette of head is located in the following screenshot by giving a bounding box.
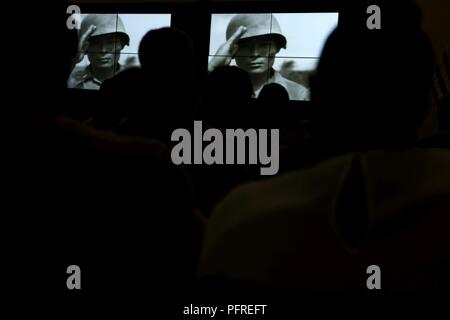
[119,27,196,140]
[204,66,254,127]
[311,0,435,154]
[258,83,289,104]
[256,83,290,128]
[138,27,194,81]
[206,66,253,104]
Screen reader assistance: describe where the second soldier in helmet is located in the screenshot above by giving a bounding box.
[68,14,130,90]
[209,14,309,100]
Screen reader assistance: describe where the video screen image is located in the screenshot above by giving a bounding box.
[209,13,339,100]
[68,14,171,90]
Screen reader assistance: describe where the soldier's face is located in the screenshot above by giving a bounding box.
[235,36,280,75]
[87,34,124,69]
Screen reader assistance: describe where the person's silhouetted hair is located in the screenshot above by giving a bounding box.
[202,66,254,128]
[139,27,194,83]
[311,0,435,158]
[256,83,290,128]
[114,28,196,142]
[258,83,290,105]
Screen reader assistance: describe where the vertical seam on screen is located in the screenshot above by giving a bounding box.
[267,13,273,87]
[114,13,119,77]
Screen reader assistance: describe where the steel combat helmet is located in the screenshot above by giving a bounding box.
[226,14,287,49]
[80,14,130,46]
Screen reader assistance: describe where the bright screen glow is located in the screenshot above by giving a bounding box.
[209,13,339,100]
[68,14,171,90]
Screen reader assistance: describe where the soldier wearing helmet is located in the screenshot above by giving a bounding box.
[209,14,309,100]
[68,14,130,89]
